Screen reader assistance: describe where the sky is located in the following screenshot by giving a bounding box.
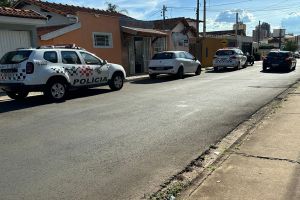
[48,0,300,36]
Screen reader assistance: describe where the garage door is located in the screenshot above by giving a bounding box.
[0,30,31,58]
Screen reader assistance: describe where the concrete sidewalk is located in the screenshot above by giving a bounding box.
[181,85,300,200]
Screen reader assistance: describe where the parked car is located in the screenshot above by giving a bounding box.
[213,48,247,71]
[0,44,126,101]
[263,51,297,72]
[294,51,300,58]
[148,51,202,79]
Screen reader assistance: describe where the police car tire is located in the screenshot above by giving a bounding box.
[6,90,29,100]
[109,72,124,91]
[45,79,68,101]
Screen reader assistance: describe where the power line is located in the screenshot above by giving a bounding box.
[208,0,253,7]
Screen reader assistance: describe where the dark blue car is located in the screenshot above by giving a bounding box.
[263,51,297,72]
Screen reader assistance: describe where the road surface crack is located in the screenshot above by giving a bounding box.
[232,151,300,165]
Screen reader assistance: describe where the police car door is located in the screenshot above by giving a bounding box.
[79,52,109,85]
[61,51,85,86]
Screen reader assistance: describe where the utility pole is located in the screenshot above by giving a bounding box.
[195,0,200,60]
[258,20,261,45]
[235,12,238,48]
[162,5,167,30]
[203,0,206,38]
[162,5,167,20]
[196,0,200,37]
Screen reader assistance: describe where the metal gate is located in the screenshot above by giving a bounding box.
[0,30,31,58]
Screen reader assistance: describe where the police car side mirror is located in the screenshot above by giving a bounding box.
[102,60,108,65]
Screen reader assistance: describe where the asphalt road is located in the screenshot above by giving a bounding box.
[1,61,300,200]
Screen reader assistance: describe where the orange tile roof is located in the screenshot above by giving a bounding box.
[153,17,191,30]
[15,0,129,17]
[0,6,46,19]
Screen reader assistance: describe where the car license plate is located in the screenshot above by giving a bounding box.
[272,64,279,67]
[157,67,164,70]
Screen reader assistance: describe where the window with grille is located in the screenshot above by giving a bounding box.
[93,32,113,48]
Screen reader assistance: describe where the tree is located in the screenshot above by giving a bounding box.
[0,0,15,7]
[105,2,128,14]
[283,40,298,52]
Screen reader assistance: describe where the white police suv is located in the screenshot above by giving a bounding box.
[0,45,126,101]
[213,48,247,71]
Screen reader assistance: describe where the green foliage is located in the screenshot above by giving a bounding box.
[105,1,128,14]
[283,40,298,52]
[0,0,16,7]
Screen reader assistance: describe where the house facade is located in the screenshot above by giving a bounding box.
[120,18,167,75]
[0,6,46,57]
[153,18,198,53]
[14,0,168,76]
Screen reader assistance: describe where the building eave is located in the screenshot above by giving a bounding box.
[0,15,46,25]
[40,22,81,40]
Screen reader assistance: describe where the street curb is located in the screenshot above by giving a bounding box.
[125,68,208,83]
[148,80,300,200]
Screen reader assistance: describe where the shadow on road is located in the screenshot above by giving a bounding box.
[130,74,195,84]
[206,68,240,73]
[0,88,111,114]
[260,70,294,74]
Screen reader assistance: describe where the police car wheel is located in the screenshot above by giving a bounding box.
[45,79,68,101]
[6,90,29,100]
[109,73,124,91]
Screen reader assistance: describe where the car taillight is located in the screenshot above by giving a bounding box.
[230,56,237,59]
[26,62,34,74]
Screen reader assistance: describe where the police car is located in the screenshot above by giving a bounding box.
[213,48,247,71]
[0,44,126,101]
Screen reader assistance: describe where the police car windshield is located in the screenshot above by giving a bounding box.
[216,50,235,56]
[0,51,32,64]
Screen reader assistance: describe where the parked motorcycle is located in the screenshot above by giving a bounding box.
[246,53,255,66]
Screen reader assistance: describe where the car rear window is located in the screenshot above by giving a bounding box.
[152,52,175,60]
[216,50,235,56]
[0,50,32,64]
[267,52,289,58]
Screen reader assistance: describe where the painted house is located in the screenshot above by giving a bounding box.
[0,6,46,57]
[153,17,198,52]
[120,18,167,75]
[14,0,168,76]
[14,0,125,67]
